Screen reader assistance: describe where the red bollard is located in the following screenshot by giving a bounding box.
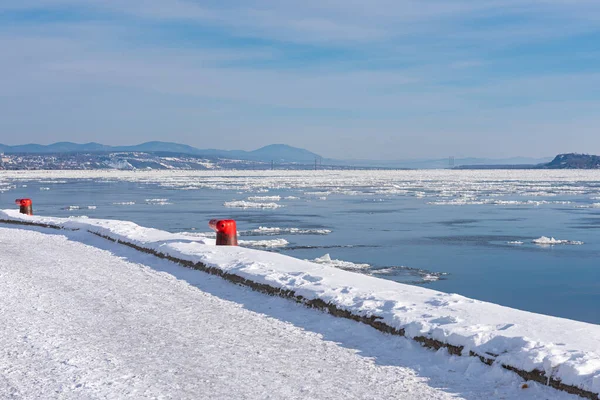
[209,219,238,246]
[15,198,33,215]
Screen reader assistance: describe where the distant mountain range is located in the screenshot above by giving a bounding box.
[0,142,322,164]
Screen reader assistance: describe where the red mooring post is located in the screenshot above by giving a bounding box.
[15,198,33,215]
[209,219,238,246]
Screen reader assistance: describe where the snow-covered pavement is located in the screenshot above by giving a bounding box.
[0,227,579,399]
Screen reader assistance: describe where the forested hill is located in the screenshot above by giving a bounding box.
[542,153,600,169]
[456,153,600,170]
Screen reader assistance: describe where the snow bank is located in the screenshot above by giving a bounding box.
[0,210,215,247]
[179,231,216,238]
[532,237,584,246]
[1,228,574,399]
[1,210,600,398]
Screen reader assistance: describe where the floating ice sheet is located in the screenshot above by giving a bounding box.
[3,170,600,210]
[239,239,289,248]
[532,236,584,246]
[239,226,331,236]
[224,200,283,209]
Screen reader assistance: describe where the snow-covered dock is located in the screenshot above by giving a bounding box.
[1,210,599,399]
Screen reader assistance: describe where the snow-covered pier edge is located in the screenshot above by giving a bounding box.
[1,210,599,400]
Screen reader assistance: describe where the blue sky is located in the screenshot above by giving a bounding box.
[1,1,599,159]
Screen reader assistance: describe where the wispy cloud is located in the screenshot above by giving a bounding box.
[1,0,599,158]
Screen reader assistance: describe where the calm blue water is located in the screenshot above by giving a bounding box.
[1,172,599,324]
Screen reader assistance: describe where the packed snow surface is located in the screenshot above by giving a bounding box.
[1,210,600,397]
[0,227,579,399]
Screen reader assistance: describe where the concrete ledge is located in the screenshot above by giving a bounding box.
[1,218,597,400]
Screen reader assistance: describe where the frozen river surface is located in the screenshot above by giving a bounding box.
[1,169,599,324]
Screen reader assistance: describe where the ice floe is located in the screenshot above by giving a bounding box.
[145,198,172,205]
[311,254,370,270]
[310,255,448,284]
[64,205,97,210]
[224,201,283,209]
[532,237,584,246]
[239,226,331,236]
[369,266,448,283]
[428,199,573,206]
[247,195,281,201]
[575,203,600,209]
[3,170,600,211]
[239,239,289,248]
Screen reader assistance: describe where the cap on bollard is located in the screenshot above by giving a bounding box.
[15,198,33,215]
[209,219,238,246]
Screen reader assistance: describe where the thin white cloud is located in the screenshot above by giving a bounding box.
[6,0,600,45]
[1,0,600,157]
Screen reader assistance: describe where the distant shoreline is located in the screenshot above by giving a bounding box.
[455,153,600,170]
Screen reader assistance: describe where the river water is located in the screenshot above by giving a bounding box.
[1,170,599,324]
